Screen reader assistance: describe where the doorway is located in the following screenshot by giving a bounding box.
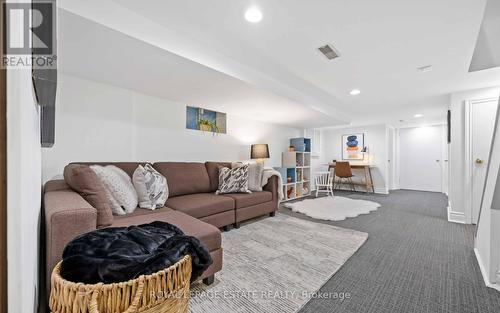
[466,98,499,224]
[398,125,446,192]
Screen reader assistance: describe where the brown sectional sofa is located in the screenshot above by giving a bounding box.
[43,161,279,294]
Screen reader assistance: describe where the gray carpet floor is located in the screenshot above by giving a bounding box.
[279,190,500,313]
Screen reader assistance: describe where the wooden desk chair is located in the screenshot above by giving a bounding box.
[334,161,356,192]
[315,171,334,197]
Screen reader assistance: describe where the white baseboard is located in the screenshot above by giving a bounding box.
[474,248,500,292]
[447,202,466,224]
[332,186,388,195]
[374,187,389,195]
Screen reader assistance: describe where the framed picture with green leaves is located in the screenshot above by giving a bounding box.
[186,106,227,134]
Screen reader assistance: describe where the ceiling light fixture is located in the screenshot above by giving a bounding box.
[350,89,361,96]
[245,7,263,23]
[414,113,424,118]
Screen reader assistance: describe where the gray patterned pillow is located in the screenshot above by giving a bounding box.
[216,165,251,194]
[132,164,169,209]
[232,162,264,192]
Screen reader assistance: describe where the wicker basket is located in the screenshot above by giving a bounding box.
[49,255,192,313]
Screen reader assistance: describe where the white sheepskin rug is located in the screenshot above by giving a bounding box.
[283,196,380,221]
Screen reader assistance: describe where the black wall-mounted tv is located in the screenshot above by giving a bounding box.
[31,0,57,147]
[33,68,57,147]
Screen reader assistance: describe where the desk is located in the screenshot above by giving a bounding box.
[328,162,375,193]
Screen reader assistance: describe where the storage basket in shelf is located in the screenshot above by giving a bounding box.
[49,255,192,313]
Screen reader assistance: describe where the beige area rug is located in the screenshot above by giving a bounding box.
[189,214,368,313]
[283,196,381,221]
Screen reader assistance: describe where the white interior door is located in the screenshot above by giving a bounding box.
[399,125,444,192]
[471,99,498,223]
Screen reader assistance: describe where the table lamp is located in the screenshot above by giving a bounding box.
[251,144,270,165]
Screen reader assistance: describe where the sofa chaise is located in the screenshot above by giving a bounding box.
[43,161,279,293]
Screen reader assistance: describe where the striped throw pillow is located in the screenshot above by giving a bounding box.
[216,165,251,194]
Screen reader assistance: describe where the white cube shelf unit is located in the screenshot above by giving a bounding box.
[274,138,312,201]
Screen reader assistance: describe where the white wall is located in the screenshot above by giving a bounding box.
[7,68,42,310]
[42,74,302,182]
[321,124,389,194]
[449,86,500,223]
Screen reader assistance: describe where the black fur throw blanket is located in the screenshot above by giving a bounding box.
[60,221,213,284]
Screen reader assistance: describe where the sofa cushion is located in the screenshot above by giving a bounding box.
[205,162,232,192]
[111,210,221,251]
[153,162,211,197]
[44,179,71,192]
[223,191,273,209]
[63,164,114,227]
[165,193,234,218]
[118,206,173,219]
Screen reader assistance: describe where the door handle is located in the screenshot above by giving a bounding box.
[476,159,484,164]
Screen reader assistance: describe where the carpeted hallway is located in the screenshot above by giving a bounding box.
[279,190,500,313]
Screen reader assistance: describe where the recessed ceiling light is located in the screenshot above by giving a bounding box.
[414,113,424,118]
[245,7,263,23]
[350,89,361,96]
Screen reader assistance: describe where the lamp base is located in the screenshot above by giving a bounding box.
[255,159,265,165]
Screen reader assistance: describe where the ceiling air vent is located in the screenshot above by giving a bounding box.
[318,44,340,60]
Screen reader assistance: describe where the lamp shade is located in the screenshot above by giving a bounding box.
[251,144,270,159]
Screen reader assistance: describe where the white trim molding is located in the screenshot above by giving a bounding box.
[332,186,389,195]
[374,187,389,195]
[447,202,466,224]
[474,248,500,292]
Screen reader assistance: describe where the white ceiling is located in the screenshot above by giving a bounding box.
[59,0,500,128]
[57,10,338,128]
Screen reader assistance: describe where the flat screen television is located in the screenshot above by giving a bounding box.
[33,68,57,147]
[31,0,57,147]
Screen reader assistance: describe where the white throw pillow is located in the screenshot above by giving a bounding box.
[90,165,138,215]
[89,165,125,215]
[232,162,264,192]
[132,164,168,210]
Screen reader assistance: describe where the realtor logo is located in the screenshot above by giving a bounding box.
[2,1,56,68]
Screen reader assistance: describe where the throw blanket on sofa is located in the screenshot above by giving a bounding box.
[262,168,284,201]
[60,221,212,284]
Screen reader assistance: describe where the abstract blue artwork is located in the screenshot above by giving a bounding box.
[342,133,364,160]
